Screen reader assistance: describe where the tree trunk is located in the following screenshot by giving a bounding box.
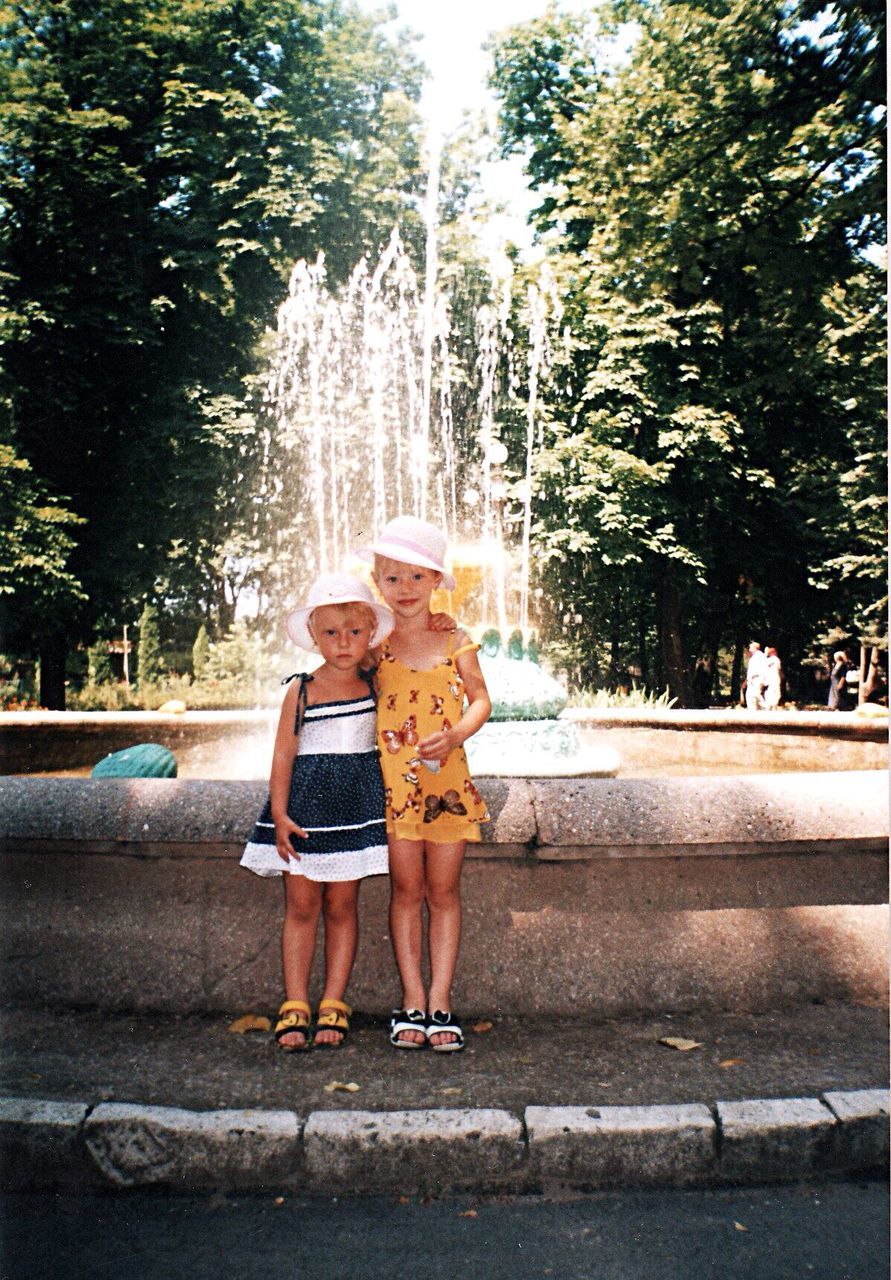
[730,629,745,705]
[655,558,690,707]
[39,631,67,710]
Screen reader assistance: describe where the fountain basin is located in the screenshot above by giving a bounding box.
[1,771,886,1018]
[466,719,620,777]
[1,708,885,779]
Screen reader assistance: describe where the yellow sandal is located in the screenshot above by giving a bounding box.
[274,999,312,1052]
[314,998,351,1048]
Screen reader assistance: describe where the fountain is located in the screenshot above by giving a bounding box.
[252,211,612,776]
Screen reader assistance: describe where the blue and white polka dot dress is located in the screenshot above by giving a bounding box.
[240,682,388,881]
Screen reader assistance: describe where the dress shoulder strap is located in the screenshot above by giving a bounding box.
[449,631,480,661]
[281,672,313,735]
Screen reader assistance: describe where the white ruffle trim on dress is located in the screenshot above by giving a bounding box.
[240,842,389,881]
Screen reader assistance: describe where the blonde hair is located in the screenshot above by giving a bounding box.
[309,600,376,638]
[373,553,441,581]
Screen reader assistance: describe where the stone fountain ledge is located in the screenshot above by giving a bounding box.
[0,771,887,1018]
[1,706,886,777]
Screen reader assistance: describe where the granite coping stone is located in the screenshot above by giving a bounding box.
[716,1097,838,1182]
[304,1107,524,1194]
[1,772,885,854]
[524,1103,716,1188]
[823,1088,890,1170]
[2,1090,886,1193]
[82,1102,303,1189]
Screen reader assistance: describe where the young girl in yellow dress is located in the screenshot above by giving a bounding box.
[357,515,491,1051]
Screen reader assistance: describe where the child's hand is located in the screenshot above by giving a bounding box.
[274,815,308,862]
[428,612,457,632]
[418,727,461,765]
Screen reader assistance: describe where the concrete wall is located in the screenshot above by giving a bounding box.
[0,773,887,1018]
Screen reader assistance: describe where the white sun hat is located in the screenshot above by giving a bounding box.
[355,514,456,591]
[285,572,394,652]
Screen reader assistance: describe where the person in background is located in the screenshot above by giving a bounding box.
[744,641,768,710]
[763,646,783,710]
[827,650,852,711]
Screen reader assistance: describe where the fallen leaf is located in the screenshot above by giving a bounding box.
[228,1014,271,1034]
[459,1209,478,1218]
[471,1020,493,1033]
[398,1196,411,1205]
[441,1086,462,1095]
[719,1058,745,1069]
[734,1222,749,1233]
[273,1196,284,1207]
[323,1081,360,1093]
[658,1036,703,1052]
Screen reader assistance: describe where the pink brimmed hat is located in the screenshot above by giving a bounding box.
[356,515,456,591]
[285,572,394,652]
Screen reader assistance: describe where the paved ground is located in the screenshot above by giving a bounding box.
[2,1000,886,1114]
[2,1181,887,1280]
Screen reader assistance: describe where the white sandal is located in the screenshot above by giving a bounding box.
[389,1008,427,1049]
[426,1010,465,1053]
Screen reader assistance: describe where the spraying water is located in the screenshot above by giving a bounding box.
[260,195,562,633]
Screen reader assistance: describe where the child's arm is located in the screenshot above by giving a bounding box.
[418,631,491,764]
[269,681,308,861]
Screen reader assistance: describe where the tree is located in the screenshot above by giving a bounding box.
[191,622,209,680]
[137,602,162,685]
[0,0,426,704]
[490,0,886,702]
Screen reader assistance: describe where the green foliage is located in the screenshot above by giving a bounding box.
[568,685,677,710]
[201,618,284,687]
[0,434,85,635]
[87,641,113,684]
[137,603,162,685]
[0,0,427,692]
[490,0,886,703]
[191,623,210,680]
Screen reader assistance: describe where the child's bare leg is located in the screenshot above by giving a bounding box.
[280,874,322,1048]
[315,880,359,1045]
[388,837,427,1044]
[425,839,466,1047]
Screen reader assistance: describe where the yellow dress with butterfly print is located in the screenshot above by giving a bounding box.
[375,634,489,842]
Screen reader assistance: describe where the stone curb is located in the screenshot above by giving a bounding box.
[1,1090,886,1194]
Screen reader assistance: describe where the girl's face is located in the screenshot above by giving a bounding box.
[310,604,372,670]
[374,557,441,619]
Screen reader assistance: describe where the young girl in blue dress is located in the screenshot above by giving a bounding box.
[240,573,394,1051]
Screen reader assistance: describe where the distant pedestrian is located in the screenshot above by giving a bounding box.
[763,646,783,710]
[827,650,852,711]
[744,641,768,710]
[240,573,394,1051]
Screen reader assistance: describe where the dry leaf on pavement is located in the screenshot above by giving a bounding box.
[471,1020,493,1033]
[323,1080,360,1093]
[719,1058,745,1068]
[658,1036,703,1052]
[459,1210,478,1218]
[228,1014,272,1034]
[734,1222,749,1232]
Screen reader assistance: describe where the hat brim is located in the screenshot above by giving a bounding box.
[355,541,456,592]
[285,596,394,652]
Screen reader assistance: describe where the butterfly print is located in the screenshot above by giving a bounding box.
[409,689,419,704]
[463,778,484,807]
[430,694,444,715]
[448,681,461,701]
[386,693,398,711]
[381,716,418,753]
[423,790,468,823]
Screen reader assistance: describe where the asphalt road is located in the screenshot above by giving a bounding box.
[1,1181,886,1280]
